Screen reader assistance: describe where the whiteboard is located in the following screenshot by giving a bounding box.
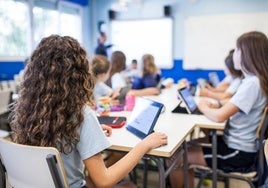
[184,13,268,70]
[110,18,173,68]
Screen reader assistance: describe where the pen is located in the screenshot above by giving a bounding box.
[112,117,119,123]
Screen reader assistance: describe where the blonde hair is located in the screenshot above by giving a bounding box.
[142,54,158,76]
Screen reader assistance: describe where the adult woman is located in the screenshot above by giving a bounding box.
[10,35,167,188]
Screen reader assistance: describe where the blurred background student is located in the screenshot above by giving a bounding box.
[125,59,141,85]
[90,55,120,105]
[106,51,160,97]
[132,54,173,90]
[198,49,243,103]
[132,54,160,89]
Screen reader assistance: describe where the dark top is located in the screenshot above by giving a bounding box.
[132,74,160,89]
[95,44,107,57]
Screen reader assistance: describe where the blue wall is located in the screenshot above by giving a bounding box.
[0,60,225,84]
[161,60,225,85]
[0,61,24,80]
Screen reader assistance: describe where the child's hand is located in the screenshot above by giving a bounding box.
[110,88,121,99]
[142,132,168,150]
[101,124,112,137]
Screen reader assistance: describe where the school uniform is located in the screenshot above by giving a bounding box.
[61,106,111,188]
[203,74,267,172]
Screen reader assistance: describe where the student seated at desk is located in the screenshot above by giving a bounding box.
[132,54,161,89]
[198,49,243,104]
[106,50,160,97]
[90,54,121,105]
[168,31,268,188]
[9,35,168,188]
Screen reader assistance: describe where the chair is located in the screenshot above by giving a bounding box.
[265,139,268,166]
[0,138,69,188]
[192,106,268,188]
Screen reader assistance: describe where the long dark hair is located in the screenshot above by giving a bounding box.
[236,31,268,98]
[10,35,95,154]
[225,49,243,78]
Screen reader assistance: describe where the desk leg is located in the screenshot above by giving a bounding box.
[183,141,188,188]
[150,142,187,188]
[211,130,217,188]
[150,157,166,188]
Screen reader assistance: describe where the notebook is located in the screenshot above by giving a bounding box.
[177,87,202,115]
[126,97,164,139]
[97,116,126,128]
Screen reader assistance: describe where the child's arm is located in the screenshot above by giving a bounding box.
[83,132,167,187]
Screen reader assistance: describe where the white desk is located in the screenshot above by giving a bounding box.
[108,111,195,188]
[106,86,225,188]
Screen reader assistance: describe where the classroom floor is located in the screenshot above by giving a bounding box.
[128,167,251,188]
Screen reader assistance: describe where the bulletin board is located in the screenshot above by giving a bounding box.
[110,18,173,68]
[183,13,268,70]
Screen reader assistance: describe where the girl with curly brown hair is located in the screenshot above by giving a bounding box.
[9,35,167,188]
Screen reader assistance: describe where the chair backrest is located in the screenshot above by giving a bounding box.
[0,90,11,110]
[255,106,268,186]
[0,138,69,188]
[264,140,268,169]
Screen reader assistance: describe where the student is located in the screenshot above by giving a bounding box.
[199,49,243,103]
[125,59,141,85]
[168,31,268,188]
[132,54,161,89]
[90,54,120,105]
[9,35,168,188]
[106,51,128,89]
[106,51,160,97]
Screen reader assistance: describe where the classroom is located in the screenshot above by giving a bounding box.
[1,0,268,188]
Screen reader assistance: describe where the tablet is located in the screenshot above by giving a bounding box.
[177,87,202,115]
[126,97,164,139]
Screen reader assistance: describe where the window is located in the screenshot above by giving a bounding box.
[0,0,83,59]
[0,0,29,57]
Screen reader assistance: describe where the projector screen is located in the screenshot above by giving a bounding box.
[110,18,173,69]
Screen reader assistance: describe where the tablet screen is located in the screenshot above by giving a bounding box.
[126,97,163,139]
[179,87,197,113]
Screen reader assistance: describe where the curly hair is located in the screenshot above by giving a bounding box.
[9,35,95,154]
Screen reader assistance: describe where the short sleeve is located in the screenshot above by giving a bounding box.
[226,78,242,94]
[77,106,111,160]
[230,76,260,114]
[111,73,127,89]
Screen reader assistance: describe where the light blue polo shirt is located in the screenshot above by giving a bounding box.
[61,105,111,188]
[223,74,267,153]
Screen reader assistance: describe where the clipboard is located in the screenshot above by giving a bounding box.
[97,116,126,128]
